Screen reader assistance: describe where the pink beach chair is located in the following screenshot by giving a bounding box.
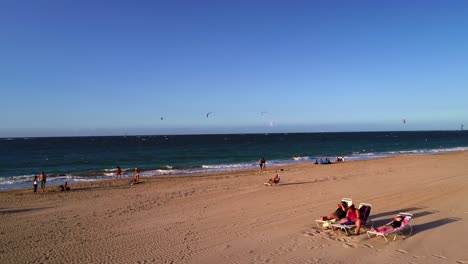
[366,212,413,242]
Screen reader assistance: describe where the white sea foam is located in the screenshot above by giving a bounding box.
[292,156,311,161]
[72,178,99,182]
[1,146,467,191]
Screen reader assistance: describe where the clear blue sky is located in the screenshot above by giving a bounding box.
[1,0,467,137]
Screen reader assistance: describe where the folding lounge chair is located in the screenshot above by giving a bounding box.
[366,212,413,242]
[315,198,353,228]
[330,202,372,235]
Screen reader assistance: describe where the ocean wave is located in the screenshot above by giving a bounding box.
[73,178,99,182]
[1,146,467,190]
[292,156,311,161]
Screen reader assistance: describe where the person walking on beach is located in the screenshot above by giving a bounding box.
[39,171,46,192]
[259,157,266,171]
[33,175,38,194]
[116,166,122,178]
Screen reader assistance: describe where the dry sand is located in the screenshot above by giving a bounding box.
[1,151,467,264]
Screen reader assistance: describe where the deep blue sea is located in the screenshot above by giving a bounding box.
[1,131,467,190]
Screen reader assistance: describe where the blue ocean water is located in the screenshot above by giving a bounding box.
[1,131,467,190]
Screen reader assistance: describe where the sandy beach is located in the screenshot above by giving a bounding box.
[1,151,467,264]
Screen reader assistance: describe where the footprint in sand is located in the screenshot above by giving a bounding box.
[306,244,330,250]
[303,231,317,237]
[396,249,408,254]
[412,255,427,259]
[342,243,358,249]
[432,254,448,259]
[363,244,374,249]
[456,260,468,264]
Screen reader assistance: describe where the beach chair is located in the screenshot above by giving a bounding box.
[330,202,372,235]
[366,212,413,242]
[315,198,353,228]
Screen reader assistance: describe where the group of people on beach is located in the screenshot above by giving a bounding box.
[33,171,47,193]
[320,200,404,235]
[116,166,140,185]
[314,157,345,165]
[320,201,363,235]
[33,171,71,193]
[32,166,141,193]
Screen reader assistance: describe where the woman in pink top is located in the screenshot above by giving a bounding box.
[339,204,362,235]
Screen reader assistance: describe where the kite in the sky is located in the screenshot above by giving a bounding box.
[160,117,164,120]
[402,118,406,124]
[206,112,213,118]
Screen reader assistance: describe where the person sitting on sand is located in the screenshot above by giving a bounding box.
[57,182,70,192]
[320,201,348,221]
[264,174,281,186]
[370,215,405,232]
[339,204,362,235]
[269,174,281,185]
[129,168,140,185]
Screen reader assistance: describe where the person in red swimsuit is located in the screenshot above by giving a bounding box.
[339,204,362,235]
[116,166,122,178]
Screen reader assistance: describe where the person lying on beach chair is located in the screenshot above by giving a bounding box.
[264,174,281,186]
[370,215,405,233]
[320,201,348,221]
[315,198,352,228]
[367,213,413,242]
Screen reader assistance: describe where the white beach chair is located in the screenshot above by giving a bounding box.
[315,198,353,228]
[366,212,413,242]
[329,202,373,235]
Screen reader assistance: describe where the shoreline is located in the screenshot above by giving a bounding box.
[2,147,467,192]
[1,151,467,263]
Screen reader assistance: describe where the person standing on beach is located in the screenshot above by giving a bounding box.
[259,157,266,171]
[39,171,46,192]
[33,175,38,194]
[116,166,122,178]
